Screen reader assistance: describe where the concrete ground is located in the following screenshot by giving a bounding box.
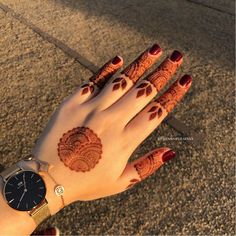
[0,0,235,235]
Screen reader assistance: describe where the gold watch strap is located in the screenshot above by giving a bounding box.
[29,199,51,226]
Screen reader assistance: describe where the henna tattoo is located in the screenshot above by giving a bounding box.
[112,77,127,91]
[81,83,94,95]
[136,82,153,98]
[147,59,178,92]
[126,179,139,189]
[148,105,163,120]
[58,127,102,172]
[122,51,155,83]
[134,149,165,180]
[90,60,119,89]
[156,78,191,113]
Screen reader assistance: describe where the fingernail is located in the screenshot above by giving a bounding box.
[112,56,122,65]
[162,150,176,162]
[179,74,192,87]
[170,50,183,62]
[149,44,162,55]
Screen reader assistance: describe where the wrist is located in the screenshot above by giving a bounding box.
[0,175,36,235]
[17,159,65,216]
[0,159,66,235]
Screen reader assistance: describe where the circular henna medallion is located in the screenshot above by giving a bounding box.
[58,127,102,172]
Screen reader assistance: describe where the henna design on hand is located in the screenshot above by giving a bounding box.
[147,59,178,92]
[126,179,139,189]
[136,82,153,98]
[81,83,94,95]
[148,105,163,120]
[121,51,154,83]
[112,77,127,91]
[58,127,102,172]
[156,75,192,113]
[90,61,119,89]
[134,149,165,180]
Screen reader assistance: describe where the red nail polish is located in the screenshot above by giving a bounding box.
[162,150,176,162]
[170,50,183,62]
[112,56,121,65]
[149,44,162,55]
[179,75,192,87]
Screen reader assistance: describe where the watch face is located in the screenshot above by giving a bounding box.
[4,171,46,211]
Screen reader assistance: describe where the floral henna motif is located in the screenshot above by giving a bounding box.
[148,105,163,120]
[134,149,165,180]
[136,82,153,98]
[148,59,177,92]
[156,79,190,113]
[58,127,102,172]
[112,77,127,91]
[90,61,119,89]
[126,179,139,189]
[81,83,94,95]
[122,51,154,83]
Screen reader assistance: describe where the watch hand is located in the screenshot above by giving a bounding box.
[23,173,27,190]
[17,191,26,208]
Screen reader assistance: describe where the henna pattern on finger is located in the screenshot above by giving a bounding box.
[148,105,163,120]
[134,149,165,180]
[147,59,178,92]
[58,127,102,172]
[136,82,153,98]
[112,77,127,91]
[81,83,94,95]
[121,51,155,83]
[156,75,192,113]
[90,60,120,89]
[126,179,139,189]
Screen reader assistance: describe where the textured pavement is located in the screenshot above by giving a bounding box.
[0,0,235,235]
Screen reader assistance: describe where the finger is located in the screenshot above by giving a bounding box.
[94,44,163,110]
[106,50,183,125]
[114,147,176,193]
[70,56,123,104]
[124,75,192,145]
[90,55,123,89]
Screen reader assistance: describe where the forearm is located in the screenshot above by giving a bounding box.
[0,160,63,236]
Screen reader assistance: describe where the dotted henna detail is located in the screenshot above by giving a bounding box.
[90,61,118,89]
[126,179,139,189]
[112,77,127,91]
[156,81,187,113]
[81,83,94,95]
[58,127,102,172]
[136,82,153,98]
[148,59,177,92]
[122,51,154,83]
[148,105,163,120]
[134,149,164,180]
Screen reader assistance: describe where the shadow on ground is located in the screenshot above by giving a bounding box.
[54,0,235,71]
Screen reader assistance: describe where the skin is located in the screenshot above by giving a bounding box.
[32,44,191,205]
[0,44,192,235]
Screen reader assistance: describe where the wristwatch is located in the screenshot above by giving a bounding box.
[0,163,51,225]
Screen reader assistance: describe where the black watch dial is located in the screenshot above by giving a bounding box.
[4,171,46,211]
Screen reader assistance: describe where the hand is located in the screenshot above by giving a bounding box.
[32,44,192,208]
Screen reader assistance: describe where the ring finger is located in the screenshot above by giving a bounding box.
[124,74,192,145]
[107,50,183,125]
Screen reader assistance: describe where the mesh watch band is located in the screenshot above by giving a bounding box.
[29,199,51,225]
